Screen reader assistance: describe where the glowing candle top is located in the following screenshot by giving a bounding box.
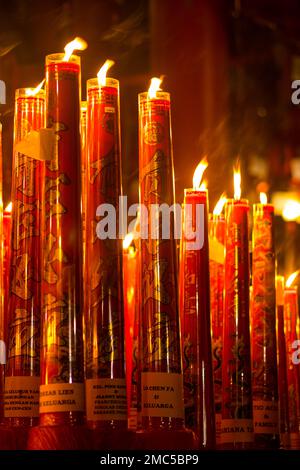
[46,36,87,66]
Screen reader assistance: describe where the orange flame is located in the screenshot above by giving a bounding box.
[260,192,268,204]
[25,79,45,97]
[192,157,208,190]
[233,163,241,200]
[123,232,134,250]
[286,270,300,288]
[148,76,163,99]
[213,193,227,215]
[63,37,87,62]
[282,199,300,221]
[97,59,115,87]
[4,202,12,213]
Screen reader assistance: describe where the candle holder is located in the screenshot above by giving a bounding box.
[28,53,87,450]
[179,191,215,449]
[4,88,45,449]
[251,202,279,448]
[221,198,254,449]
[136,89,194,450]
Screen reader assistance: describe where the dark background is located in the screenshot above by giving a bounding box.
[1,0,300,276]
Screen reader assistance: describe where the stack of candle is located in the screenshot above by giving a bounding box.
[0,37,300,452]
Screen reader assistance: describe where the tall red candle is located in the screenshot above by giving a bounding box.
[180,177,215,449]
[138,81,185,438]
[276,275,290,449]
[129,239,142,431]
[283,284,300,449]
[4,88,45,428]
[221,168,253,449]
[251,194,279,448]
[123,236,137,427]
[85,72,127,431]
[209,208,226,446]
[0,123,4,423]
[39,53,84,427]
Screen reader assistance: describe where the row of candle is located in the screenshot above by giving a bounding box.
[0,36,299,450]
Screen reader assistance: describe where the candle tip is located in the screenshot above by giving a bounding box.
[213,193,227,215]
[97,59,115,87]
[148,76,164,99]
[286,270,300,288]
[233,162,241,200]
[259,192,268,204]
[192,156,208,190]
[63,37,87,62]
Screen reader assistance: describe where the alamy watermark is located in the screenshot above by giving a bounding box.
[95,196,205,251]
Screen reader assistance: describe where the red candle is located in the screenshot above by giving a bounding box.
[251,193,279,448]
[129,238,142,431]
[123,235,137,428]
[221,167,254,449]
[3,203,12,350]
[0,124,4,424]
[4,87,45,428]
[85,64,127,432]
[180,164,215,449]
[208,195,226,447]
[283,279,300,449]
[39,51,84,427]
[138,79,187,445]
[276,275,290,449]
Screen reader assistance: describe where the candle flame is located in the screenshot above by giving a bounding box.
[199,180,207,191]
[286,270,300,288]
[234,163,241,200]
[25,79,45,96]
[213,193,227,215]
[63,37,87,62]
[97,59,115,87]
[123,232,134,250]
[192,157,208,190]
[282,199,300,221]
[4,202,12,213]
[260,192,268,204]
[148,76,163,99]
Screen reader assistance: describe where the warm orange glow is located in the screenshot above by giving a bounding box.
[25,79,45,96]
[192,157,208,190]
[213,193,227,215]
[286,270,300,288]
[282,199,300,221]
[123,232,134,250]
[63,37,87,62]
[233,164,241,200]
[97,59,115,87]
[4,202,12,213]
[148,76,163,99]
[260,192,268,204]
[199,180,207,191]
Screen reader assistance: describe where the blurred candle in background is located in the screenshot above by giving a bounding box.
[276,275,290,449]
[251,193,279,448]
[123,233,137,428]
[221,165,254,449]
[283,272,300,450]
[208,193,226,446]
[179,159,215,449]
